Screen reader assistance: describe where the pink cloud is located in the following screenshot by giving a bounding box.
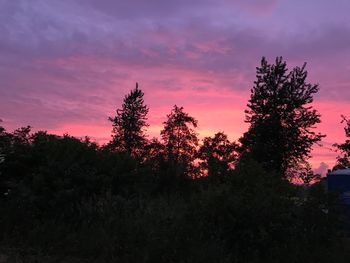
[1,0,350,173]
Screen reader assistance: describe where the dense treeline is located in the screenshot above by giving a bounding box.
[0,57,349,262]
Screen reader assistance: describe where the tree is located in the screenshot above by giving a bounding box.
[143,137,165,173]
[297,161,321,185]
[109,83,149,157]
[333,115,350,170]
[0,126,32,198]
[239,57,324,178]
[161,105,199,177]
[197,132,238,177]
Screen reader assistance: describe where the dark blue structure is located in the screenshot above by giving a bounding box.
[327,168,350,205]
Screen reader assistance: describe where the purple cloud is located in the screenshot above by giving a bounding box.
[0,0,349,168]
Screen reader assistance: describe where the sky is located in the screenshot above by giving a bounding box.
[1,0,350,175]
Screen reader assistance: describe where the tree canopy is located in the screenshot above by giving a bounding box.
[161,105,199,177]
[239,57,324,178]
[109,83,149,157]
[1,58,347,262]
[197,132,238,177]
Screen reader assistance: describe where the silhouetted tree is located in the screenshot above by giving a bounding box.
[161,105,198,177]
[109,83,149,157]
[297,161,321,185]
[333,115,350,170]
[239,57,324,178]
[0,126,32,198]
[197,132,237,177]
[0,121,344,263]
[143,137,165,173]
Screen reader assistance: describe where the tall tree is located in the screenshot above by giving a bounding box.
[239,57,324,178]
[161,105,198,177]
[109,83,149,157]
[333,115,350,170]
[197,132,238,177]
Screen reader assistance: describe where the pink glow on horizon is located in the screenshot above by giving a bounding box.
[4,50,348,176]
[1,0,350,177]
[39,85,347,176]
[3,50,348,176]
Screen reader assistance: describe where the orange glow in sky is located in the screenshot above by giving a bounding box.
[1,0,350,176]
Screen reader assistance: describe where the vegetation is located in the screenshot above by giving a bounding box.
[108,82,149,157]
[160,105,199,178]
[0,57,348,262]
[334,116,350,170]
[239,57,324,179]
[197,132,238,178]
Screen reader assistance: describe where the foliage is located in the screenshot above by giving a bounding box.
[161,105,199,177]
[0,147,344,262]
[333,115,350,170]
[109,83,149,157]
[239,57,324,178]
[143,137,165,173]
[197,132,238,177]
[0,60,347,262]
[296,160,321,185]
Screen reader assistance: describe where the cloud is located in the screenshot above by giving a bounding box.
[313,162,330,176]
[71,0,278,19]
[0,0,349,169]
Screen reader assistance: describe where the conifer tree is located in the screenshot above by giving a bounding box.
[109,83,149,157]
[239,57,324,178]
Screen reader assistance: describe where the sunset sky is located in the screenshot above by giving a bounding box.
[1,0,350,175]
